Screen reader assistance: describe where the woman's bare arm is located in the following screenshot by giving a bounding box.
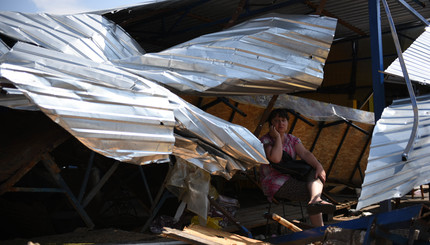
[264,125,283,163]
[295,143,326,183]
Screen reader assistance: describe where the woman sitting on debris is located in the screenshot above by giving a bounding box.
[259,108,335,227]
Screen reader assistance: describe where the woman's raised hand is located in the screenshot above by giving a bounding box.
[269,125,280,139]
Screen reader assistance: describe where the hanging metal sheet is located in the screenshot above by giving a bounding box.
[385,26,430,85]
[0,42,267,171]
[0,11,335,175]
[1,42,176,164]
[356,95,430,210]
[0,12,336,96]
[114,14,337,95]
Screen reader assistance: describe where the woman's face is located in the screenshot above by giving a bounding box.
[271,115,289,133]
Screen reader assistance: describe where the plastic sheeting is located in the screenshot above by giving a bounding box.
[357,95,430,210]
[166,158,211,219]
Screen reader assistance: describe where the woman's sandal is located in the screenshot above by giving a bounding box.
[306,201,336,215]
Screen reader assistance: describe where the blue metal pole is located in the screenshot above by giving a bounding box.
[368,0,385,121]
[369,0,392,213]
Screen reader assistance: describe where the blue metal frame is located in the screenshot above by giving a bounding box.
[368,0,385,121]
[267,204,425,244]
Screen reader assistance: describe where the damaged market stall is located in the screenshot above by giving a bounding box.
[0,12,340,236]
[358,25,430,211]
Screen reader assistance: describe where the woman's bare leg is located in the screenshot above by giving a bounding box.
[307,178,325,226]
[307,178,324,204]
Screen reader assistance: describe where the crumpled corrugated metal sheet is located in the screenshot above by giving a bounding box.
[0,42,267,170]
[0,12,337,95]
[115,14,337,95]
[356,95,430,210]
[230,94,375,125]
[0,12,144,62]
[385,26,430,85]
[0,11,335,221]
[0,12,336,171]
[1,42,176,164]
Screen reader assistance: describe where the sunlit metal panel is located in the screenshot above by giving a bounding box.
[0,12,333,174]
[0,42,175,164]
[385,26,430,85]
[0,12,144,62]
[357,95,430,210]
[0,42,267,171]
[114,14,337,95]
[0,12,336,96]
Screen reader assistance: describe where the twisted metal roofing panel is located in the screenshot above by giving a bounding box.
[0,12,335,175]
[357,95,430,210]
[0,42,268,173]
[115,14,337,95]
[0,42,176,164]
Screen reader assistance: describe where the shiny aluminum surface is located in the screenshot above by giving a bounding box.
[357,95,430,210]
[0,12,337,177]
[385,26,430,86]
[115,14,337,95]
[1,42,267,172]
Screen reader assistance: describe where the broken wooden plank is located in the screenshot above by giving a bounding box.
[162,224,270,245]
[336,200,357,211]
[265,213,302,232]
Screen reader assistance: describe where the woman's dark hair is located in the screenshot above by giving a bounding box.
[268,108,289,125]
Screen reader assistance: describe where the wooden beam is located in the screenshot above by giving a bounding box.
[266,213,303,232]
[315,0,327,15]
[253,95,278,138]
[224,0,248,29]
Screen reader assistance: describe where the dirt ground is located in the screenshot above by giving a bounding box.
[2,186,429,245]
[1,228,177,245]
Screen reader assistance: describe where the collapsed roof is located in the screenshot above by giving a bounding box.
[0,12,338,175]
